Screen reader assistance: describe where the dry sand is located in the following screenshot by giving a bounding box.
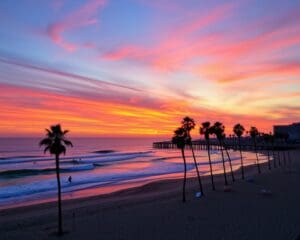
[0,150,299,240]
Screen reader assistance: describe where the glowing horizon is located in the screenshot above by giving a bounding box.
[0,0,299,138]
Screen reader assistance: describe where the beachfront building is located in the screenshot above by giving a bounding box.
[273,122,300,141]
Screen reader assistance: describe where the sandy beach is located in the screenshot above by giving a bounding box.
[0,150,299,240]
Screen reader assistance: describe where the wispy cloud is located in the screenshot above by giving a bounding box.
[46,0,106,51]
[101,3,300,84]
[0,55,141,92]
[101,2,235,70]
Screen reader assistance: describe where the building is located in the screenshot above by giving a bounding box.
[273,122,300,141]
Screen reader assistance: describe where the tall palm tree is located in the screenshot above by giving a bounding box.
[269,132,277,168]
[172,127,188,202]
[249,126,261,173]
[211,122,229,185]
[279,133,288,166]
[181,116,204,195]
[221,133,235,182]
[274,133,282,166]
[200,121,215,190]
[40,124,73,235]
[262,133,272,170]
[283,133,291,167]
[233,123,245,179]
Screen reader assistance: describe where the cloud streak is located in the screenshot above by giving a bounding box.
[46,0,106,51]
[101,3,300,84]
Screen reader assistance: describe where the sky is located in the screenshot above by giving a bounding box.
[0,0,299,138]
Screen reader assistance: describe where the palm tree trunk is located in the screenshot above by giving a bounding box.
[181,148,187,202]
[206,140,215,190]
[218,140,228,185]
[282,142,287,166]
[238,137,245,179]
[55,154,63,235]
[287,151,291,169]
[222,140,235,182]
[283,150,287,166]
[253,139,261,173]
[266,144,271,170]
[272,143,277,168]
[190,144,204,195]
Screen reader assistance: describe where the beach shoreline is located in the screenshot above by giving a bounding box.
[0,148,270,211]
[1,149,299,239]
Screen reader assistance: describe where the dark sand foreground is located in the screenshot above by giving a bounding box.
[1,150,300,240]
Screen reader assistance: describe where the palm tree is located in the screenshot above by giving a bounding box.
[278,133,288,166]
[274,133,282,166]
[262,133,272,170]
[172,127,188,202]
[211,122,229,185]
[200,121,215,190]
[221,134,235,182]
[181,116,204,195]
[233,123,245,179]
[40,124,73,235]
[249,126,261,173]
[269,132,277,168]
[283,133,291,167]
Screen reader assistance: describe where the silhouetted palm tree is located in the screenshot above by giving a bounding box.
[40,124,73,235]
[221,133,235,182]
[249,126,261,173]
[262,133,272,170]
[269,132,277,168]
[172,127,188,202]
[282,133,291,167]
[181,116,204,195]
[211,122,229,185]
[277,132,288,166]
[233,123,245,179]
[274,133,282,166]
[200,121,215,190]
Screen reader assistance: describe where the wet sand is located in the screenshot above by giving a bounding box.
[0,150,299,240]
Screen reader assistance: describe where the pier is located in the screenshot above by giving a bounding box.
[153,138,297,151]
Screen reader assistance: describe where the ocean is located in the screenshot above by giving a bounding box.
[0,137,268,209]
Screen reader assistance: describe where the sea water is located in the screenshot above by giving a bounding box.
[0,137,268,209]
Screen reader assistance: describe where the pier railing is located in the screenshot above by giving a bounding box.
[153,138,298,151]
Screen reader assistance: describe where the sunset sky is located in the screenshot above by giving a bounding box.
[0,0,299,137]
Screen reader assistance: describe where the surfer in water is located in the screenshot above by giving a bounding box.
[68,176,72,183]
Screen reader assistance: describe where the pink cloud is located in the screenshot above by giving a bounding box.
[100,3,300,84]
[46,0,106,51]
[101,3,234,70]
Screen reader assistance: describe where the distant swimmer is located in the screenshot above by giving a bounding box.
[68,176,72,183]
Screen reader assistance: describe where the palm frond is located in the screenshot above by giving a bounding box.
[41,124,72,156]
[45,128,54,137]
[43,146,50,154]
[39,138,52,146]
[63,139,73,147]
[60,145,66,155]
[63,130,69,135]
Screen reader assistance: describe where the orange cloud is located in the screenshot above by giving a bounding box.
[0,83,297,137]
